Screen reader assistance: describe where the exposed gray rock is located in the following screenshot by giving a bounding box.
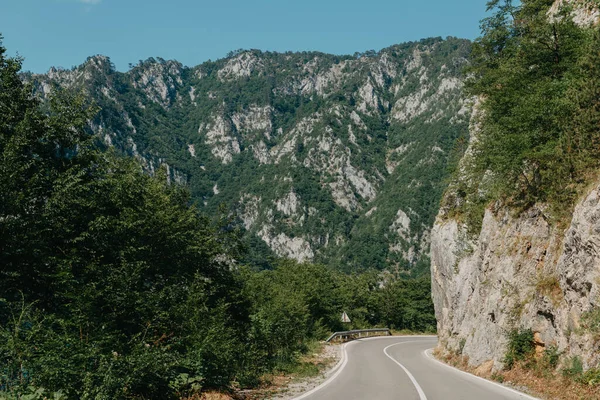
[199,115,241,164]
[258,226,315,262]
[432,178,600,371]
[218,52,264,80]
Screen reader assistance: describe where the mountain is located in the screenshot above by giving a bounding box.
[27,37,471,273]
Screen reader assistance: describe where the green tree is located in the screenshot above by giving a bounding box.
[0,37,252,398]
[465,0,600,214]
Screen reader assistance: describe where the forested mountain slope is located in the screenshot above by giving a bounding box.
[27,37,471,273]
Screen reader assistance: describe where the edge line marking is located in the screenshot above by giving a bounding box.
[291,336,435,400]
[291,342,349,400]
[423,348,540,400]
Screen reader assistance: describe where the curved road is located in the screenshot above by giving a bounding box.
[293,336,537,400]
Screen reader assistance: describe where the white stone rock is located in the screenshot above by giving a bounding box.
[432,179,600,371]
[218,52,264,81]
[258,226,314,262]
[199,115,240,164]
[357,80,379,114]
[365,207,378,217]
[231,105,273,140]
[275,190,300,216]
[390,209,411,240]
[549,0,600,26]
[240,194,261,230]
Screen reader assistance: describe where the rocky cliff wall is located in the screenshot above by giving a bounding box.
[432,157,600,372]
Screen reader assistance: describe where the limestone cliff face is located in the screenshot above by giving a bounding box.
[431,188,600,370]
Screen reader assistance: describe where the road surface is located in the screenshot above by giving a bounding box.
[293,336,537,400]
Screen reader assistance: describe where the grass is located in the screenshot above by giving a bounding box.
[535,275,564,306]
[580,308,600,340]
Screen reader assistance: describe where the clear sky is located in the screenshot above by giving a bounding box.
[1,0,489,73]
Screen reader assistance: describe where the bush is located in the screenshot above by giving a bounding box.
[504,328,535,369]
[561,356,600,387]
[580,368,600,387]
[581,308,600,339]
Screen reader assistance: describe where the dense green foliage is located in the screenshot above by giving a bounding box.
[447,0,600,228]
[0,39,435,399]
[1,41,250,398]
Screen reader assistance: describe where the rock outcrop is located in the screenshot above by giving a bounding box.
[431,0,600,371]
[432,186,600,370]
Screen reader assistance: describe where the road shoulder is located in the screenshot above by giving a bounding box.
[425,349,540,399]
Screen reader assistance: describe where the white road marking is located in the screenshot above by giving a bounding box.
[291,342,349,400]
[291,336,436,400]
[384,341,428,400]
[423,349,540,400]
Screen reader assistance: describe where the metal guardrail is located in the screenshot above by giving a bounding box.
[325,328,392,343]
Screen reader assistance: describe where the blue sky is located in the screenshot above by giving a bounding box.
[1,0,489,73]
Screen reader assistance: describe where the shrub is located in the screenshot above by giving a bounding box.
[581,308,600,339]
[580,368,600,387]
[504,328,535,369]
[561,356,600,386]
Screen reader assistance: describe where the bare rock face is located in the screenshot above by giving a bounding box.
[131,59,183,108]
[432,170,600,372]
[258,226,315,263]
[218,52,264,81]
[199,115,241,164]
[549,0,600,26]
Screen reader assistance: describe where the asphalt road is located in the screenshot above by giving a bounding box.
[293,336,538,400]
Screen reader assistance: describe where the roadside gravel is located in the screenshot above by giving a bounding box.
[265,343,342,400]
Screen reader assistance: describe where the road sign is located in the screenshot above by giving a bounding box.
[341,311,351,323]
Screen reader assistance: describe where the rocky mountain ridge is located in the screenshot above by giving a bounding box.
[28,37,471,272]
